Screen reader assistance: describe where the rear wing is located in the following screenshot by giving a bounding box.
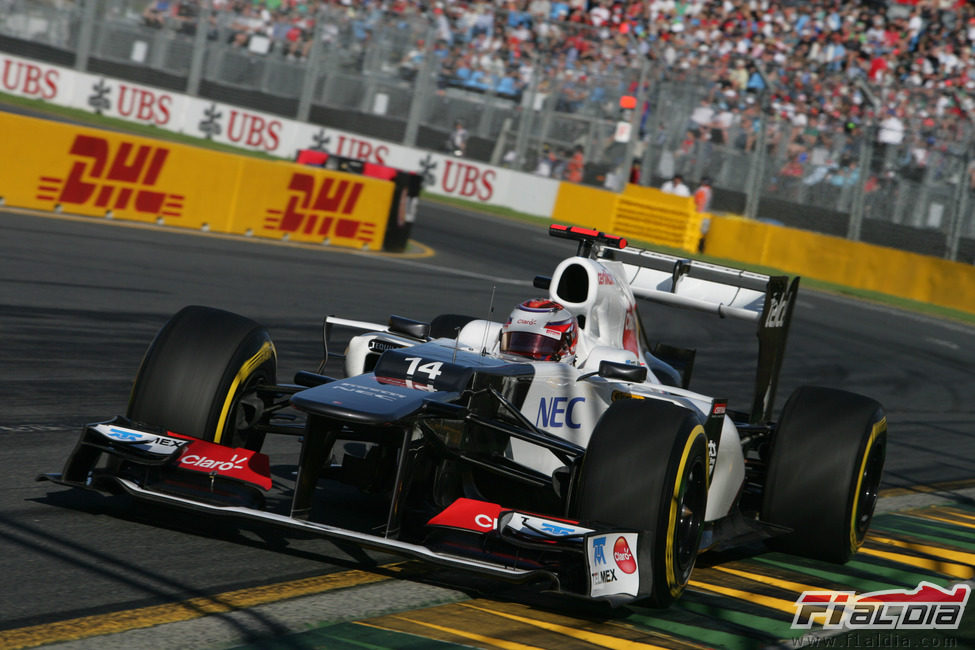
[551,225,798,424]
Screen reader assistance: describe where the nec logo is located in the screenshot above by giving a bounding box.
[37,135,182,216]
[536,396,584,429]
[264,173,375,244]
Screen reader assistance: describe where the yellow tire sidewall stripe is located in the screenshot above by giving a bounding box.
[665,426,707,597]
[847,417,886,552]
[213,340,275,445]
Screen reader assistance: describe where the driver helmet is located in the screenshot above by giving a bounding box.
[500,299,578,362]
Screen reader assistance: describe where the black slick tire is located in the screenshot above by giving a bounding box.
[761,385,886,563]
[573,399,708,606]
[127,305,277,449]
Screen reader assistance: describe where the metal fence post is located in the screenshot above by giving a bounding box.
[847,127,874,241]
[74,0,98,73]
[744,65,771,221]
[477,90,497,138]
[639,78,665,186]
[185,0,212,96]
[537,79,559,147]
[619,58,650,189]
[947,92,973,261]
[296,7,327,123]
[744,106,768,220]
[848,81,879,241]
[512,64,539,171]
[359,23,385,115]
[403,25,436,148]
[947,146,970,261]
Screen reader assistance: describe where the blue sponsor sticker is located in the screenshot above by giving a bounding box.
[107,427,144,441]
[536,396,584,429]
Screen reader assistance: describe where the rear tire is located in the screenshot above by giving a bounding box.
[127,306,277,449]
[761,386,886,562]
[574,399,708,606]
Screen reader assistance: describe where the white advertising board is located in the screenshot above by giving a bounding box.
[0,52,559,218]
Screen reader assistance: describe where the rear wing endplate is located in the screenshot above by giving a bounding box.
[607,246,798,425]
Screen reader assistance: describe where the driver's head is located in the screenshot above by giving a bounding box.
[500,299,578,362]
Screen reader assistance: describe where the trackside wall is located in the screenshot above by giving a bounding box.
[3,44,972,313]
[705,216,975,316]
[552,183,975,316]
[552,182,702,252]
[0,52,560,219]
[0,111,394,250]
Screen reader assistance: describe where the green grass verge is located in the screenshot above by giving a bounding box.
[4,90,973,326]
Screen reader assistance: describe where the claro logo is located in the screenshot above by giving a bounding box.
[180,453,247,472]
[37,135,182,217]
[613,536,637,574]
[264,172,375,245]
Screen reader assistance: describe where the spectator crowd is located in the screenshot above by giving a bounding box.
[137,0,975,191]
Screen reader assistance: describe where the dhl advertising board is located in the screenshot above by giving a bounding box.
[0,52,560,218]
[230,158,392,247]
[0,112,392,250]
[0,111,235,229]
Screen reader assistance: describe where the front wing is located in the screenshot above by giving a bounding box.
[39,419,653,605]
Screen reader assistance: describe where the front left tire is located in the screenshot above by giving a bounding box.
[127,305,277,450]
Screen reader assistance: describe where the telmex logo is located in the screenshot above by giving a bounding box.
[591,536,619,585]
[37,135,182,216]
[264,172,374,244]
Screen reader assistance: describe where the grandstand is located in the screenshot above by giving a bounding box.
[1,0,973,260]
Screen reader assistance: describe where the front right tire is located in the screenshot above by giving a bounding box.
[573,399,708,606]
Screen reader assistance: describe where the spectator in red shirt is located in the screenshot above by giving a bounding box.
[565,144,585,182]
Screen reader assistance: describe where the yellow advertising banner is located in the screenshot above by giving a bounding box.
[227,159,392,250]
[0,111,238,231]
[0,112,392,251]
[706,215,975,316]
[551,182,703,252]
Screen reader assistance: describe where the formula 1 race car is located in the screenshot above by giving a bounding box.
[40,224,887,606]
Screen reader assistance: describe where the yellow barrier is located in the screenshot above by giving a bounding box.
[0,112,392,250]
[706,215,975,315]
[552,180,974,314]
[551,182,703,252]
[230,158,393,248]
[615,185,702,251]
[550,181,617,233]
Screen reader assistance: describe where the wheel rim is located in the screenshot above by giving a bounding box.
[673,456,707,582]
[223,369,272,446]
[854,439,885,540]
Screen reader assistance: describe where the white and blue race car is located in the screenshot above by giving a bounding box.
[41,224,887,606]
